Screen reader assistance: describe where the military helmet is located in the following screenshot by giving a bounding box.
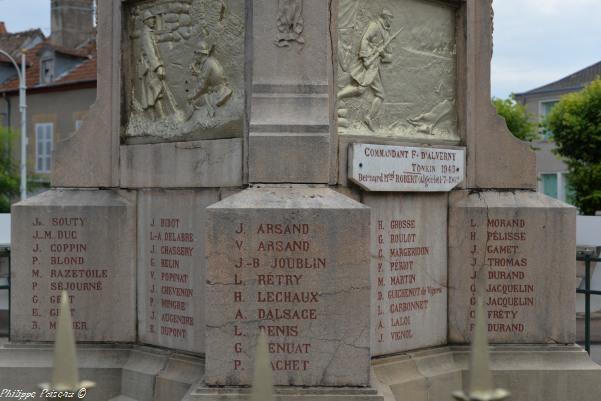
[142,10,155,22]
[195,40,212,55]
[381,9,393,18]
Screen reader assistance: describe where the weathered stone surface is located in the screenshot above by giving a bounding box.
[120,139,243,188]
[337,0,458,142]
[253,0,329,87]
[0,344,206,401]
[186,387,383,401]
[205,187,370,386]
[364,193,447,356]
[460,0,536,189]
[123,0,244,143]
[137,189,219,353]
[349,144,465,192]
[0,343,131,401]
[11,189,136,342]
[155,354,204,401]
[121,348,171,401]
[249,132,330,183]
[448,190,576,344]
[372,345,601,401]
[249,0,334,183]
[52,0,121,187]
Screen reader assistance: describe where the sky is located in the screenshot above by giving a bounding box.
[0,0,599,99]
[492,0,601,98]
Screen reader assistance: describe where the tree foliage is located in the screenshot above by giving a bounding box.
[0,128,19,213]
[492,96,539,141]
[546,78,601,215]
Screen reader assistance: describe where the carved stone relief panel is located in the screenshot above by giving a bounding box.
[275,0,305,47]
[124,0,244,143]
[337,0,459,143]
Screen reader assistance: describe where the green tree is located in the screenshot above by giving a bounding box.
[493,95,539,141]
[546,78,601,215]
[0,128,19,213]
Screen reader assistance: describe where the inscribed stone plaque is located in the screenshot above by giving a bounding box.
[137,189,219,353]
[124,0,244,143]
[337,0,458,142]
[11,190,135,341]
[365,193,447,355]
[205,188,370,386]
[448,191,576,344]
[348,143,465,191]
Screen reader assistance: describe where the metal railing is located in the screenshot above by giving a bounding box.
[0,247,9,338]
[576,250,601,354]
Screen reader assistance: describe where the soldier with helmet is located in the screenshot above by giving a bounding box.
[137,10,168,119]
[337,9,395,131]
[188,40,233,118]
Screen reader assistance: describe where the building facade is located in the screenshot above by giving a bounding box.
[0,0,96,187]
[514,61,601,205]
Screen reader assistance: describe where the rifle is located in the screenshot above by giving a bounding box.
[364,27,404,67]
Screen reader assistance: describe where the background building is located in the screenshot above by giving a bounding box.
[515,61,601,204]
[0,0,96,187]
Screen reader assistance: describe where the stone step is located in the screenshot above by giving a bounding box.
[186,387,383,401]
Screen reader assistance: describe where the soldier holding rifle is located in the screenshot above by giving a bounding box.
[337,9,402,131]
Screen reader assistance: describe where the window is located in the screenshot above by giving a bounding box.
[541,173,558,199]
[75,120,83,130]
[541,101,558,117]
[539,172,575,205]
[40,58,54,83]
[35,123,53,173]
[539,100,559,140]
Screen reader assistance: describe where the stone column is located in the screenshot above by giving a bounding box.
[197,1,379,399]
[249,0,334,183]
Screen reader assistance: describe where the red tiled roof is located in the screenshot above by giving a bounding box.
[0,28,44,56]
[54,55,97,84]
[0,39,96,93]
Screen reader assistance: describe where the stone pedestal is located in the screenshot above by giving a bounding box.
[371,345,601,401]
[364,193,448,355]
[11,189,136,342]
[137,189,220,353]
[205,187,370,386]
[0,343,205,401]
[448,190,576,344]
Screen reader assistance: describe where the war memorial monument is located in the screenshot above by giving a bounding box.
[4,0,601,400]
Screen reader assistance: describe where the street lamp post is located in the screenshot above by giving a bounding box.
[0,48,27,201]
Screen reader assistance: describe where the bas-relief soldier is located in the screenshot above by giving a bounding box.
[138,11,169,119]
[187,41,232,118]
[337,9,395,131]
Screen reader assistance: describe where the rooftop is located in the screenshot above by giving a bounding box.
[0,36,96,93]
[0,27,45,56]
[515,60,601,97]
